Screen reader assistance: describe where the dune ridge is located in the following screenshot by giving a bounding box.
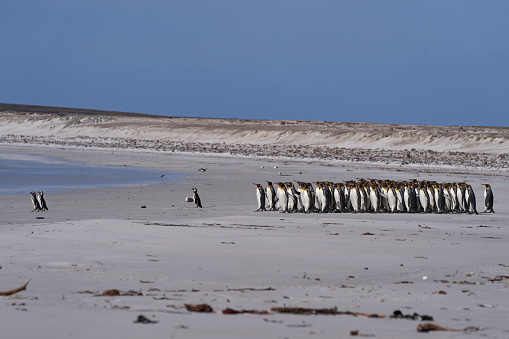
[1,105,508,169]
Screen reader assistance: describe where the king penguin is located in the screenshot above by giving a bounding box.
[253,184,266,211]
[275,182,288,212]
[266,181,277,211]
[466,185,478,215]
[482,184,495,213]
[37,191,48,211]
[192,188,202,208]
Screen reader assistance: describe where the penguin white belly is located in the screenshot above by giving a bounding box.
[277,189,288,211]
[387,190,397,212]
[419,189,429,213]
[369,190,379,212]
[350,189,360,212]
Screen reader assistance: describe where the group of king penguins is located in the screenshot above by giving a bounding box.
[253,180,495,215]
[30,191,48,212]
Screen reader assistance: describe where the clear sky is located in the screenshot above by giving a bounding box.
[1,1,508,126]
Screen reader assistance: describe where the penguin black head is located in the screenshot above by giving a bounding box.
[192,187,198,193]
[482,184,490,187]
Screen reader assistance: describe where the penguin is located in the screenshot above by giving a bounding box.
[334,183,347,212]
[192,188,202,208]
[387,186,397,213]
[446,185,456,212]
[37,191,48,211]
[457,183,467,213]
[297,182,312,213]
[314,183,323,212]
[379,186,390,212]
[369,185,380,213]
[466,185,478,215]
[395,187,405,212]
[321,183,331,212]
[284,182,298,212]
[275,182,288,212]
[349,185,361,213]
[482,184,494,213]
[30,191,41,212]
[253,184,266,211]
[418,186,429,213]
[406,185,418,213]
[266,181,277,211]
[427,185,436,212]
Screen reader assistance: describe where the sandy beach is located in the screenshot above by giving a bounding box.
[1,141,508,339]
[1,107,509,338]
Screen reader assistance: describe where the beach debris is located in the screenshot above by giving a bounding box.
[271,307,386,318]
[227,287,275,292]
[102,289,120,296]
[417,323,479,332]
[100,289,143,296]
[362,232,375,236]
[486,275,509,282]
[141,205,146,208]
[0,279,30,296]
[222,308,270,315]
[391,310,433,321]
[133,315,159,324]
[185,304,213,313]
[350,330,374,337]
[422,276,428,280]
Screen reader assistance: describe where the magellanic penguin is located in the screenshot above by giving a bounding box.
[30,191,41,212]
[482,184,495,213]
[192,188,202,208]
[253,184,266,211]
[37,191,48,211]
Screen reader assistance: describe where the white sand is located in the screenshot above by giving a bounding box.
[1,143,508,338]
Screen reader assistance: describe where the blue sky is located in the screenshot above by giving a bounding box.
[1,1,508,126]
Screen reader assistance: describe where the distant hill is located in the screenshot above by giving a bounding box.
[1,103,508,170]
[0,103,162,118]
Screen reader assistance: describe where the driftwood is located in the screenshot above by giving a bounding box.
[417,323,479,332]
[270,307,386,318]
[222,308,270,315]
[227,287,275,292]
[0,279,30,296]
